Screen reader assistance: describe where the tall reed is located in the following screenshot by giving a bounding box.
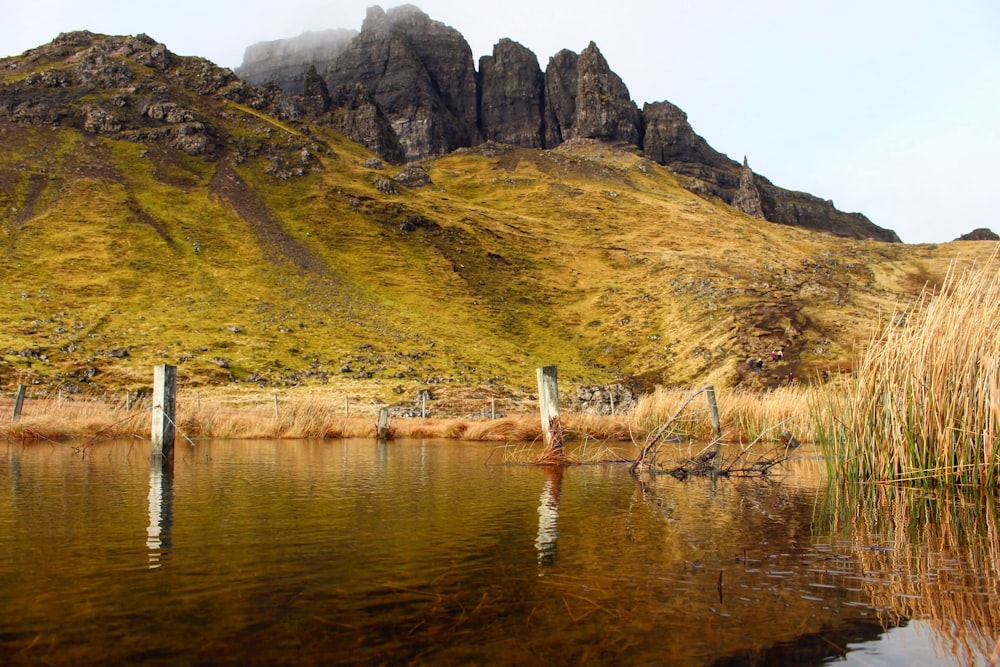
[815,252,1000,485]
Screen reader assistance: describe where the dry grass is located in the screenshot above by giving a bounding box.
[628,384,824,443]
[815,251,1000,485]
[2,380,830,449]
[0,391,630,444]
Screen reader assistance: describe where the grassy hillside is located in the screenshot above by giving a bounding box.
[1,35,996,405]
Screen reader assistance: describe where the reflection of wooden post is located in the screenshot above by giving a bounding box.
[536,366,564,457]
[12,384,27,422]
[535,466,564,565]
[376,407,390,440]
[151,365,177,464]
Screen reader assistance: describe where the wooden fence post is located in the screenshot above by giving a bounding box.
[151,365,177,465]
[491,397,496,420]
[344,395,349,418]
[421,393,427,418]
[12,384,27,422]
[376,406,390,440]
[536,366,564,457]
[706,386,721,438]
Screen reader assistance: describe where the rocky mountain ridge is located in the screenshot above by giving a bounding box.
[0,29,993,399]
[237,4,899,242]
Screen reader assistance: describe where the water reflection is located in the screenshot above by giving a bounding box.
[3,440,999,665]
[817,483,1000,665]
[146,460,174,568]
[7,446,19,493]
[534,466,563,565]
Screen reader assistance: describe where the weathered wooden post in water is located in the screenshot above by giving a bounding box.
[376,406,390,440]
[536,366,565,461]
[151,365,177,465]
[11,384,27,422]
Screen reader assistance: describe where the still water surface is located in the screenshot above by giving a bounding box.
[1,439,998,665]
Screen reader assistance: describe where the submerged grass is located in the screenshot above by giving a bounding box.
[815,251,1000,485]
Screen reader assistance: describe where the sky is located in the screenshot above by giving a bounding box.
[2,0,998,244]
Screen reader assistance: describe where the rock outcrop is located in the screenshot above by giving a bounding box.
[325,5,480,160]
[642,101,728,167]
[955,228,999,241]
[572,42,641,145]
[478,39,544,148]
[542,50,579,147]
[236,29,356,94]
[732,157,765,219]
[326,83,407,165]
[234,5,901,242]
[640,100,899,241]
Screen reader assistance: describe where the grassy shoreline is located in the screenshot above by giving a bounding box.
[0,383,831,446]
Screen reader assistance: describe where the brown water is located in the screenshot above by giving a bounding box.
[1,439,998,665]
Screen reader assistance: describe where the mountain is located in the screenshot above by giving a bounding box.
[0,30,991,404]
[236,4,899,243]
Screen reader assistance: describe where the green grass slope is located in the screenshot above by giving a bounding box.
[1,34,996,403]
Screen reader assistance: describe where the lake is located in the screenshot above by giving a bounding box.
[1,438,998,665]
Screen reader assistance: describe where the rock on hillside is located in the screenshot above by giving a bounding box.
[0,30,316,159]
[955,228,999,241]
[238,4,898,242]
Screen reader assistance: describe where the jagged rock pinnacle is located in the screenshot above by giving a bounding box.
[731,156,765,219]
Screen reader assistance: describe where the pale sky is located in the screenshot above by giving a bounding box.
[2,0,998,244]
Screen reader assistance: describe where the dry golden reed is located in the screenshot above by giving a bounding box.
[3,382,824,452]
[815,251,1000,485]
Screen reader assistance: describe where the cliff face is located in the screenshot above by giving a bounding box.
[325,5,480,160]
[572,42,641,145]
[236,29,356,94]
[478,39,544,148]
[237,4,900,242]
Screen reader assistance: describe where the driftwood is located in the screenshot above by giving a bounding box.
[630,387,800,478]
